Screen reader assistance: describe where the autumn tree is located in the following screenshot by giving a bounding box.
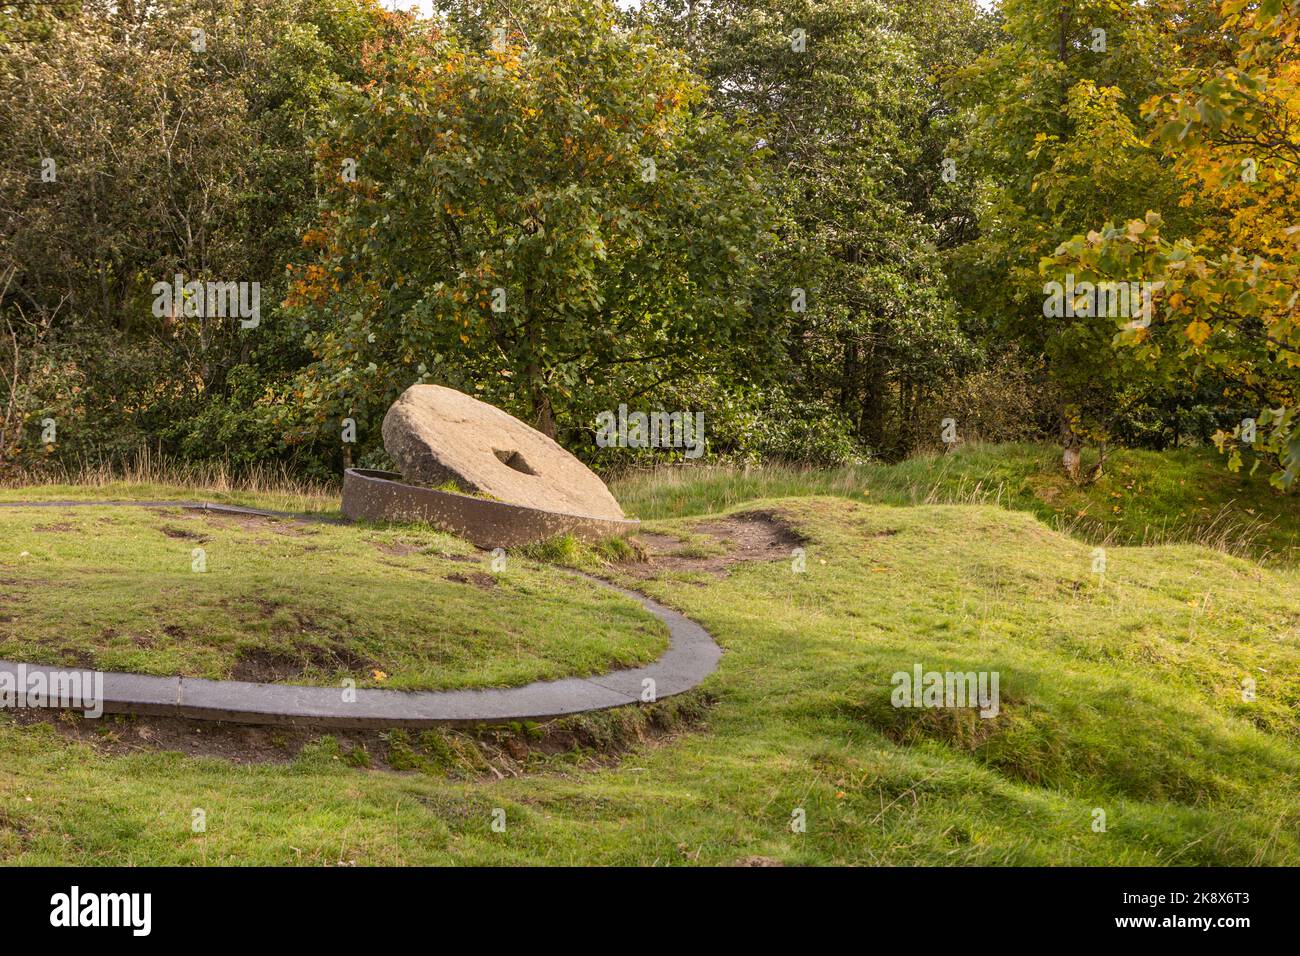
[0,0,397,471]
[1052,0,1300,485]
[283,0,777,458]
[950,0,1208,477]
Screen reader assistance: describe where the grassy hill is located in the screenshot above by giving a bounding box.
[0,444,1297,864]
[613,443,1300,564]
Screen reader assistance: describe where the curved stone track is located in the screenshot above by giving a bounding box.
[0,499,721,728]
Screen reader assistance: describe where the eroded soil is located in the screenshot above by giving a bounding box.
[6,692,712,776]
[627,510,806,577]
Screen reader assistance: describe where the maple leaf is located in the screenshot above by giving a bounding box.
[1185,319,1212,346]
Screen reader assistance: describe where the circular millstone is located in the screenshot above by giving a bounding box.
[382,384,625,520]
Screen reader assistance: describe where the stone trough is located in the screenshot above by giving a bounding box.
[341,468,639,548]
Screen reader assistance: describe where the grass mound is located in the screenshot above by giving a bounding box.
[612,442,1300,563]
[0,503,666,690]
[854,675,1293,805]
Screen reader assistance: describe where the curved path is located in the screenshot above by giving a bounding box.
[0,499,721,728]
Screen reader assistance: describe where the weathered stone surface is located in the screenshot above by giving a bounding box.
[342,469,638,549]
[382,384,625,519]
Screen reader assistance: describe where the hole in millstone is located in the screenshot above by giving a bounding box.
[494,449,537,475]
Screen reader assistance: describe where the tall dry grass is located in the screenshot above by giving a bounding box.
[1,446,337,512]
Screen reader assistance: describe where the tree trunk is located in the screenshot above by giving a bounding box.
[522,282,556,440]
[1084,443,1107,483]
[530,377,556,439]
[1061,420,1082,480]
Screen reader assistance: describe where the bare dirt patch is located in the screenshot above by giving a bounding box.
[55,648,94,668]
[445,571,497,589]
[161,509,316,537]
[230,644,376,683]
[371,540,421,556]
[850,518,900,538]
[627,510,806,578]
[636,532,685,554]
[159,524,207,541]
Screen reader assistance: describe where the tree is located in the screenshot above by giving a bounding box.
[644,0,986,457]
[950,0,1202,477]
[0,0,398,472]
[283,0,778,457]
[1054,0,1300,485]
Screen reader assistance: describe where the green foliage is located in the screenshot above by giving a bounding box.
[949,0,1199,451]
[283,0,780,464]
[0,0,396,477]
[655,0,984,457]
[714,386,866,465]
[2,0,1287,485]
[1048,214,1300,485]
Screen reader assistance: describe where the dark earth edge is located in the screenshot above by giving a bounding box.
[0,499,721,728]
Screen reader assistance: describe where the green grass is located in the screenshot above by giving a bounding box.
[1,451,1297,864]
[0,505,666,690]
[611,442,1300,564]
